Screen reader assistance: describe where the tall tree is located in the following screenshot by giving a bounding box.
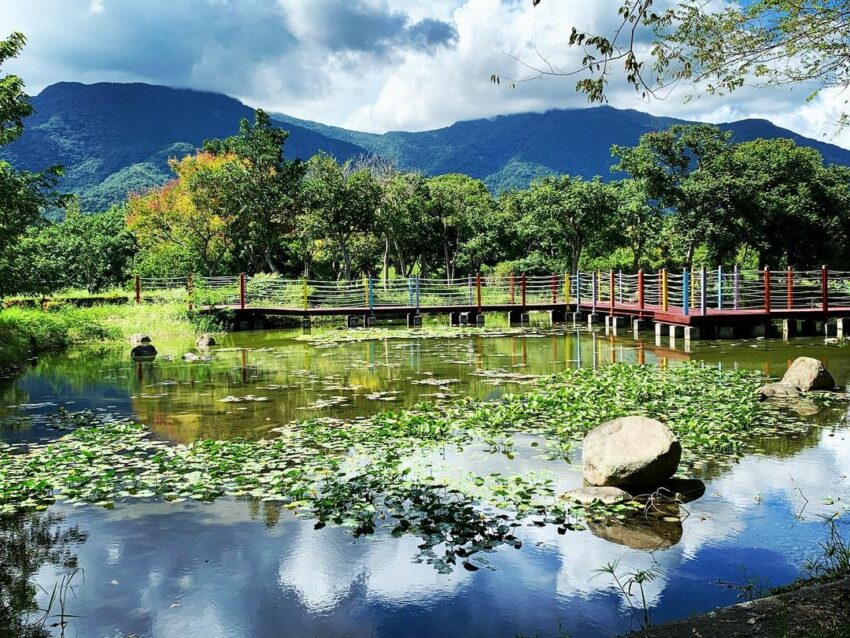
[127,152,237,276]
[613,125,739,267]
[202,110,305,273]
[730,138,850,268]
[425,174,495,279]
[302,154,382,280]
[0,32,66,293]
[517,175,619,273]
[613,178,663,271]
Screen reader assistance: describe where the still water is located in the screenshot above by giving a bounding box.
[1,323,849,637]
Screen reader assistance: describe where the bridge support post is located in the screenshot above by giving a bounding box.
[550,307,566,323]
[684,326,700,342]
[633,318,644,339]
[366,314,377,327]
[407,313,422,328]
[301,316,311,330]
[606,316,625,336]
[655,322,663,346]
[571,311,583,325]
[669,324,684,348]
[347,315,364,329]
[587,313,600,329]
[782,318,798,340]
[837,318,845,339]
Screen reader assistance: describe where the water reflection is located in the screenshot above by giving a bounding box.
[1,325,850,636]
[2,327,848,444]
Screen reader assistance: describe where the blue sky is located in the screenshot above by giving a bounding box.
[2,0,848,147]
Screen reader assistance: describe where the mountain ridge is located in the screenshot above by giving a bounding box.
[4,81,850,212]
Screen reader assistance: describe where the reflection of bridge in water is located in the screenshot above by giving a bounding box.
[136,267,850,339]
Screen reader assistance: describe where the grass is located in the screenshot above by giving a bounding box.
[0,303,225,376]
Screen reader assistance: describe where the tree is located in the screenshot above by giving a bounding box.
[127,152,237,276]
[202,110,305,273]
[302,154,382,280]
[376,170,436,279]
[516,175,619,273]
[425,174,495,279]
[613,179,663,271]
[0,32,66,294]
[730,138,850,268]
[507,1,850,114]
[612,125,740,267]
[9,201,136,295]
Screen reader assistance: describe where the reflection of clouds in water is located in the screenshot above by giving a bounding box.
[520,427,850,610]
[277,521,470,612]
[708,428,850,514]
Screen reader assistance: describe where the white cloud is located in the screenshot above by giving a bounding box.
[1,0,847,147]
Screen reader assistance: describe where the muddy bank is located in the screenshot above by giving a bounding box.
[631,576,850,638]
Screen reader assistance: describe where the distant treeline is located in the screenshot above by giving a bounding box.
[4,108,850,297]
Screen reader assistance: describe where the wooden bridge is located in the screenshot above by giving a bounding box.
[134,267,850,339]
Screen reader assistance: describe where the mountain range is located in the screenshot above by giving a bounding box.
[4,81,850,213]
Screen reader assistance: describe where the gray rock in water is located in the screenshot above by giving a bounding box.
[128,334,151,346]
[781,357,835,391]
[561,486,631,506]
[182,352,199,362]
[130,344,157,359]
[196,333,216,348]
[582,416,682,488]
[757,382,801,401]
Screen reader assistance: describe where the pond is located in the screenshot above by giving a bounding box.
[1,322,849,637]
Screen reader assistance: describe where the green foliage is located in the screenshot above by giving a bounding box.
[0,307,115,376]
[3,203,136,296]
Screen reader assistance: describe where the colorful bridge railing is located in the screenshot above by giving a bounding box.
[133,267,850,317]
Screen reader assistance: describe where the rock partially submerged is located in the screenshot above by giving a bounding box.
[781,356,835,391]
[196,333,216,348]
[561,486,632,506]
[757,382,801,401]
[182,352,199,362]
[582,416,682,488]
[128,334,151,346]
[130,344,157,359]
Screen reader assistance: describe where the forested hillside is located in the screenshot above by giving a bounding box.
[5,81,850,213]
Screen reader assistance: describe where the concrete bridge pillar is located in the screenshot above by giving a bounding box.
[605,315,625,336]
[669,324,684,348]
[632,318,644,339]
[407,313,422,328]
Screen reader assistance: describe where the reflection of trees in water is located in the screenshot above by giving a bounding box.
[0,512,87,638]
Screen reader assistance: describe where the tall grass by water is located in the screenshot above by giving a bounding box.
[0,303,220,376]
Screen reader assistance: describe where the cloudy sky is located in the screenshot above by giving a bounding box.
[2,0,848,146]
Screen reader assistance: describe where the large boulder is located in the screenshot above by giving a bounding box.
[196,333,216,348]
[781,357,835,391]
[130,343,157,359]
[128,334,151,346]
[757,382,801,401]
[582,416,682,488]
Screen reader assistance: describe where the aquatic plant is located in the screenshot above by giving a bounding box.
[0,363,818,571]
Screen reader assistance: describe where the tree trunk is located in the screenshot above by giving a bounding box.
[383,236,390,289]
